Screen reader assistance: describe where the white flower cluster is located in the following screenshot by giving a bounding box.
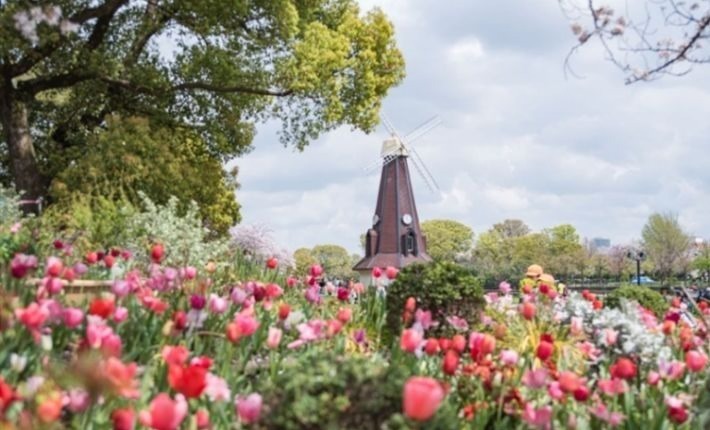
[230,223,294,269]
[14,5,78,45]
[591,300,671,365]
[555,292,595,323]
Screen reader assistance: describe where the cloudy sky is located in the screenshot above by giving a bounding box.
[235,0,710,255]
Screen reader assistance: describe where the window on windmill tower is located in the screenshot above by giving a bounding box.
[404,230,417,255]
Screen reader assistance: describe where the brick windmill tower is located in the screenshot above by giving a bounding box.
[353,115,440,285]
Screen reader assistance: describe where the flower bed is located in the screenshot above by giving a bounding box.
[1,239,710,429]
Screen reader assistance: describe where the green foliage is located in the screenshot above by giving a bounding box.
[0,185,22,225]
[1,0,404,198]
[642,212,691,282]
[50,116,240,235]
[386,261,485,338]
[311,244,357,279]
[38,195,136,253]
[605,285,669,317]
[293,248,317,276]
[421,219,474,262]
[256,350,456,430]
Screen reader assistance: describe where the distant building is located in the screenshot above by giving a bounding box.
[591,237,611,249]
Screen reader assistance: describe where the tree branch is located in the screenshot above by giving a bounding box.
[171,82,293,97]
[86,0,129,51]
[9,0,129,78]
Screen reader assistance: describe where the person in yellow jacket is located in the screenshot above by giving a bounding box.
[520,264,543,293]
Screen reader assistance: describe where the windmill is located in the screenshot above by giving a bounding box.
[353,114,441,284]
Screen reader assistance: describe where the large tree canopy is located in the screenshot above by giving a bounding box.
[0,0,405,205]
[642,212,691,282]
[421,219,474,262]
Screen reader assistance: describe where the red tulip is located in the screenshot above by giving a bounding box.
[89,297,115,319]
[573,385,590,402]
[520,302,536,320]
[278,303,291,320]
[45,256,63,277]
[139,393,187,430]
[168,364,208,398]
[372,267,382,278]
[151,244,164,263]
[451,334,466,353]
[536,341,554,361]
[265,257,278,269]
[668,405,689,424]
[442,350,459,375]
[539,284,550,295]
[438,338,451,351]
[424,338,440,356]
[557,371,582,393]
[610,357,637,380]
[403,377,445,421]
[86,252,99,265]
[111,408,135,430]
[686,350,708,372]
[104,254,116,269]
[401,329,423,353]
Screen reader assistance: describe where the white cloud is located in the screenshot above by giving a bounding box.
[233,0,710,254]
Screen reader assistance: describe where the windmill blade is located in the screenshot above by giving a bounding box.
[380,112,401,138]
[408,155,437,193]
[408,145,441,192]
[403,116,442,144]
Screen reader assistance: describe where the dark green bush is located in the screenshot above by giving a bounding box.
[255,350,456,429]
[386,261,485,339]
[605,284,669,317]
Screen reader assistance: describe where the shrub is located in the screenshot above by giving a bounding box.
[255,350,457,429]
[386,261,485,338]
[605,284,669,317]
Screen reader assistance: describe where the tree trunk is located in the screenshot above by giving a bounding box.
[0,85,45,213]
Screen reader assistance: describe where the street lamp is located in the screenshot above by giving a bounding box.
[626,249,646,286]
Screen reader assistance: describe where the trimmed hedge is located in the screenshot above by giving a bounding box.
[605,284,669,317]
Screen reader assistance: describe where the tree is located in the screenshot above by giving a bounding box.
[293,248,317,277]
[0,2,404,205]
[492,219,530,239]
[560,1,710,83]
[641,213,691,282]
[311,244,356,280]
[543,224,583,280]
[607,245,632,281]
[50,116,239,234]
[421,219,474,262]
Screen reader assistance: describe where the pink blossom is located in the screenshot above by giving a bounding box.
[597,378,628,396]
[182,266,197,280]
[446,315,469,332]
[547,381,564,400]
[385,266,399,280]
[414,309,437,331]
[499,281,511,294]
[62,307,84,328]
[658,360,686,380]
[73,262,88,276]
[235,393,262,424]
[500,350,519,367]
[589,403,625,426]
[86,316,114,349]
[102,333,122,357]
[576,341,601,360]
[304,286,321,304]
[570,317,583,336]
[113,307,128,323]
[45,256,64,277]
[234,312,259,337]
[267,327,282,349]
[522,368,549,389]
[64,389,90,413]
[204,373,231,402]
[604,328,618,346]
[208,294,228,314]
[112,280,130,297]
[43,276,64,294]
[139,393,188,430]
[10,253,38,278]
[647,371,661,386]
[521,404,552,429]
[287,320,327,349]
[230,287,247,305]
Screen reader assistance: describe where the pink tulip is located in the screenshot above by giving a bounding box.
[139,393,187,430]
[570,317,583,336]
[62,307,84,329]
[521,404,553,428]
[43,276,64,294]
[45,256,63,277]
[372,267,382,278]
[402,377,445,421]
[498,281,511,294]
[500,350,519,367]
[65,389,90,413]
[10,253,38,278]
[522,368,549,389]
[604,328,618,346]
[235,313,259,337]
[112,280,130,297]
[208,294,228,314]
[235,393,262,424]
[647,371,661,386]
[182,266,197,280]
[385,266,399,280]
[686,350,708,372]
[267,327,282,349]
[309,264,323,277]
[113,307,128,323]
[204,373,231,402]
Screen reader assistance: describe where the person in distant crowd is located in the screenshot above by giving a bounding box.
[557,279,567,296]
[520,264,543,293]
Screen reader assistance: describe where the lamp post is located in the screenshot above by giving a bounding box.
[626,249,646,286]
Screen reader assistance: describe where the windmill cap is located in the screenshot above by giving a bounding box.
[539,273,555,284]
[525,264,543,277]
